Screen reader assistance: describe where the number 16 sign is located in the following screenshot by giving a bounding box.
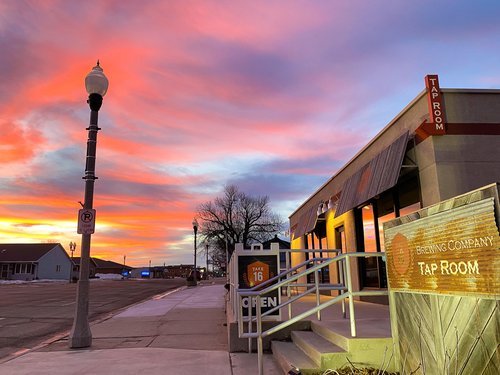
[238,253,279,317]
[247,261,269,287]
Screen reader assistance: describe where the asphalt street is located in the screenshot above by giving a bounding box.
[0,280,284,375]
[0,278,186,360]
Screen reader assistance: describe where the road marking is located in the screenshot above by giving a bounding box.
[13,349,30,356]
[152,287,185,300]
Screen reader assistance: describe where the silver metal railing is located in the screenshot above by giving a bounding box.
[281,248,341,320]
[236,252,388,375]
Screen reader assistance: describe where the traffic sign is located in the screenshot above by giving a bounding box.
[77,209,96,234]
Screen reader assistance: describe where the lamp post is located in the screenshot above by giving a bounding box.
[206,243,209,280]
[192,218,198,286]
[69,241,76,283]
[225,233,229,281]
[69,241,77,260]
[69,61,108,349]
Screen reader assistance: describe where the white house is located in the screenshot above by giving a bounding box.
[0,243,72,281]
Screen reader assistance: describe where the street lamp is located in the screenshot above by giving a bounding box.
[69,241,77,260]
[191,218,199,286]
[225,232,229,281]
[206,243,209,280]
[69,61,109,349]
[69,241,77,283]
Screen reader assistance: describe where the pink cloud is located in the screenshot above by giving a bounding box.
[1,0,499,266]
[0,121,44,164]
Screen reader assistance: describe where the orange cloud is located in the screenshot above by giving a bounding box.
[1,0,498,267]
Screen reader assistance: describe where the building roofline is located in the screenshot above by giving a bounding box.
[289,87,500,219]
[289,88,427,219]
[441,88,500,94]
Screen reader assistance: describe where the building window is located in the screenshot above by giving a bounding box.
[355,173,421,289]
[56,265,61,272]
[316,230,330,284]
[304,228,330,284]
[358,204,381,288]
[320,236,327,250]
[377,192,397,251]
[398,174,421,216]
[361,204,377,252]
[400,202,420,217]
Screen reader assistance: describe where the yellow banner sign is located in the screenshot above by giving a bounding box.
[384,198,500,297]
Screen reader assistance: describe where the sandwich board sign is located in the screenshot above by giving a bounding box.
[236,243,281,320]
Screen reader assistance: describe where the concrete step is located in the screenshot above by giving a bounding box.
[271,341,318,375]
[313,318,392,340]
[311,320,350,351]
[311,319,397,371]
[291,330,345,366]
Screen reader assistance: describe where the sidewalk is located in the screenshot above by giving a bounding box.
[0,279,280,374]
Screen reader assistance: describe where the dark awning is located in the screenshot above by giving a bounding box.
[292,205,319,240]
[334,131,409,218]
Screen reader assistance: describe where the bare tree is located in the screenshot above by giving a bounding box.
[197,185,284,264]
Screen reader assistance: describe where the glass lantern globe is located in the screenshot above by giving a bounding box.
[85,61,109,97]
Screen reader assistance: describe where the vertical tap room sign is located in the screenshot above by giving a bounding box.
[425,74,447,135]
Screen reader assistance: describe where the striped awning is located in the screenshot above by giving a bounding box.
[334,131,409,218]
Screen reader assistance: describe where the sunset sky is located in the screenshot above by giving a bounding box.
[1,1,499,267]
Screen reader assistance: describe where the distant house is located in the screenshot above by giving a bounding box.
[262,235,291,250]
[262,235,291,271]
[130,267,151,278]
[0,243,72,281]
[164,264,193,278]
[131,264,198,279]
[72,257,98,279]
[92,258,132,275]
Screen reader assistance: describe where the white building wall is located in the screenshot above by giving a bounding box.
[37,245,72,280]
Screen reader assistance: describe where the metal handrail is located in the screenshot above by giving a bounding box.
[242,256,331,292]
[238,256,335,296]
[236,252,388,375]
[282,248,341,319]
[236,256,335,352]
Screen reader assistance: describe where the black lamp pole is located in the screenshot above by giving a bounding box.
[206,243,209,279]
[69,61,108,348]
[192,218,198,285]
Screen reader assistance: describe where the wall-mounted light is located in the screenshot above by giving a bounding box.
[317,203,323,215]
